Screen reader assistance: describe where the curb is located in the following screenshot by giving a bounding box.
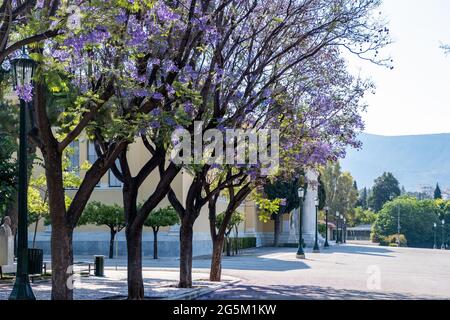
[163,279,240,300]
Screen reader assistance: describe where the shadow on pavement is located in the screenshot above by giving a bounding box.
[318,244,395,258]
[197,283,439,300]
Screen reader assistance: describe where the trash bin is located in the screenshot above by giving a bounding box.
[94,255,105,277]
[28,248,44,275]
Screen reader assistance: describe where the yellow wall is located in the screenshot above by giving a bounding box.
[31,134,262,235]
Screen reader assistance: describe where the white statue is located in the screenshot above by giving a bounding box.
[0,216,14,267]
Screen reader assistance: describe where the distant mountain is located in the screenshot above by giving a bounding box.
[340,133,450,191]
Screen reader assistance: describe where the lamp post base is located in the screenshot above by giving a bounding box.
[9,275,36,300]
[324,241,329,248]
[313,243,320,253]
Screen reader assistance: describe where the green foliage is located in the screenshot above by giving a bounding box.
[352,207,377,227]
[357,187,369,210]
[368,172,401,212]
[253,193,282,223]
[378,234,407,247]
[0,134,17,216]
[215,211,245,235]
[144,206,179,230]
[320,162,358,220]
[264,178,301,215]
[79,201,125,229]
[372,197,446,248]
[434,183,442,200]
[29,160,82,226]
[223,237,256,254]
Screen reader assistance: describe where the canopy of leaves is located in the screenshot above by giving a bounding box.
[144,206,179,229]
[320,161,358,219]
[368,172,401,212]
[264,179,300,215]
[372,197,449,248]
[352,207,376,227]
[0,134,17,216]
[79,201,125,229]
[215,211,244,235]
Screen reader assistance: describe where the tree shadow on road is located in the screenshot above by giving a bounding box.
[319,244,395,258]
[198,284,440,300]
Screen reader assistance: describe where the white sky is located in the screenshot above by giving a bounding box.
[346,0,450,136]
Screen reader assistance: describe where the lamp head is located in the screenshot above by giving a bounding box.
[297,187,304,198]
[314,198,319,206]
[11,47,36,89]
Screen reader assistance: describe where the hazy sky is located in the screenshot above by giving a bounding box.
[346,0,450,136]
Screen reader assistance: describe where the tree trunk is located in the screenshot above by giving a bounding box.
[274,214,281,247]
[209,237,224,281]
[126,226,144,299]
[226,236,231,256]
[109,229,116,259]
[179,220,194,288]
[152,227,158,259]
[51,225,74,300]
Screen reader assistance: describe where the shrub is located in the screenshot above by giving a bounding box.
[379,234,407,247]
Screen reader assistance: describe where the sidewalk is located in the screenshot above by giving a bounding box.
[0,268,239,300]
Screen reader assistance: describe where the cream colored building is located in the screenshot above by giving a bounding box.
[31,135,321,257]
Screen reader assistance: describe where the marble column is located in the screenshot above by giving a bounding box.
[302,169,323,246]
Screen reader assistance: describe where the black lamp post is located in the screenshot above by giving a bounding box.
[335,211,340,244]
[313,198,320,253]
[9,47,36,300]
[433,223,437,249]
[296,187,305,259]
[343,217,347,244]
[441,219,446,250]
[324,206,329,248]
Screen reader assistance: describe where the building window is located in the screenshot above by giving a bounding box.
[87,141,100,187]
[109,160,122,188]
[67,141,79,175]
[87,141,98,164]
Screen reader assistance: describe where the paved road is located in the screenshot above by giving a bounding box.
[45,244,450,300]
[196,245,450,300]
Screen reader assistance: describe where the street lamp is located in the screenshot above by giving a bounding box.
[433,223,437,249]
[343,217,347,244]
[335,211,340,244]
[340,214,344,245]
[9,47,36,300]
[296,187,305,259]
[324,206,329,248]
[442,219,446,250]
[313,198,320,253]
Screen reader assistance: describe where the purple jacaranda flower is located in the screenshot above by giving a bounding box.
[183,102,194,114]
[164,117,177,127]
[150,108,162,117]
[152,92,164,100]
[149,120,161,129]
[156,3,180,21]
[15,84,33,102]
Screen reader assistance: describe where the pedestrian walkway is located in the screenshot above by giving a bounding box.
[0,268,237,300]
